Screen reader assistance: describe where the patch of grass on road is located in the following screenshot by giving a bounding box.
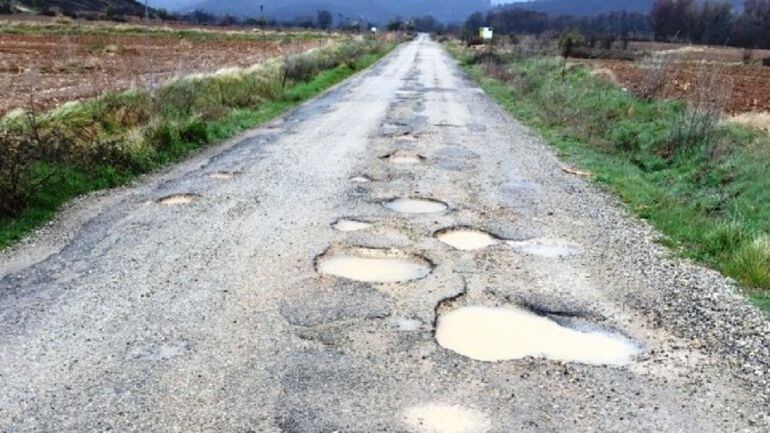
[0,41,393,249]
[445,42,770,313]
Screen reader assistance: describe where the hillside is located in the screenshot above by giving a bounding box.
[190,0,492,24]
[18,0,149,15]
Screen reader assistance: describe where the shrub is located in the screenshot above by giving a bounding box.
[0,3,13,14]
[0,113,72,216]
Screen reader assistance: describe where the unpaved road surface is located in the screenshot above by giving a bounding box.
[2,35,769,432]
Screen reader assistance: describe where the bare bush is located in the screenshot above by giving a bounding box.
[0,112,72,216]
[671,62,732,157]
[637,54,671,101]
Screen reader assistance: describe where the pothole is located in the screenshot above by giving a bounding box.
[382,150,425,164]
[350,175,371,184]
[384,198,448,214]
[435,227,499,250]
[508,238,580,258]
[316,247,432,283]
[403,403,490,433]
[208,171,237,180]
[435,305,638,365]
[332,218,372,232]
[157,194,196,205]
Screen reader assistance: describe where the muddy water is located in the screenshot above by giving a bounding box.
[158,194,196,205]
[317,248,431,283]
[436,228,498,250]
[386,150,424,164]
[403,402,490,433]
[384,198,448,214]
[208,171,236,180]
[332,219,372,232]
[435,306,638,365]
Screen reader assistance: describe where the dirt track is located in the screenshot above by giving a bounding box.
[1,34,768,432]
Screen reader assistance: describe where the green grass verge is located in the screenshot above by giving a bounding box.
[445,42,770,313]
[0,48,389,249]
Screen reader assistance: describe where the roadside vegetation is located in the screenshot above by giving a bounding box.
[0,36,396,248]
[446,40,770,313]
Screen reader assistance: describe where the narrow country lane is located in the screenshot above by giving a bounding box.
[1,35,768,433]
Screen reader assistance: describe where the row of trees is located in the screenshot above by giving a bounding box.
[651,0,770,47]
[464,9,652,41]
[463,0,770,49]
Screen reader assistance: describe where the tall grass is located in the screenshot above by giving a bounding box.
[447,41,770,312]
[0,38,392,247]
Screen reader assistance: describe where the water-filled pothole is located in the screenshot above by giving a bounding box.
[350,175,371,184]
[382,150,425,164]
[436,227,499,250]
[508,238,580,258]
[403,402,490,433]
[158,194,196,205]
[332,218,372,232]
[384,198,448,214]
[208,171,237,180]
[316,247,432,283]
[435,305,638,365]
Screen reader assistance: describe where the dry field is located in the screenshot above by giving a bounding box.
[0,20,338,114]
[584,42,770,115]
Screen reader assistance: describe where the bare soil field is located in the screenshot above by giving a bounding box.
[586,43,770,114]
[0,22,336,114]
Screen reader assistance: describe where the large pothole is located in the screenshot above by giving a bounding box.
[384,198,448,214]
[332,218,372,232]
[157,194,197,205]
[435,227,499,250]
[435,305,638,365]
[403,402,490,433]
[316,247,432,283]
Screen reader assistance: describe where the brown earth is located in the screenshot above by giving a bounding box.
[584,43,770,114]
[0,31,331,115]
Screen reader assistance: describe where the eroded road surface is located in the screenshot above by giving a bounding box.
[2,35,769,433]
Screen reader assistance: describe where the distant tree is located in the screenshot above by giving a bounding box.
[317,10,333,30]
[0,2,13,15]
[414,15,443,33]
[463,11,486,37]
[387,17,404,31]
[219,15,239,26]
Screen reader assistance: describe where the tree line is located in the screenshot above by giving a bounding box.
[462,0,770,49]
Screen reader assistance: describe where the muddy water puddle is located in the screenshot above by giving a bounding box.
[158,194,197,205]
[332,219,372,232]
[508,238,580,258]
[385,198,448,214]
[403,402,490,433]
[436,305,637,365]
[436,228,498,250]
[383,150,425,164]
[208,171,237,180]
[316,247,431,283]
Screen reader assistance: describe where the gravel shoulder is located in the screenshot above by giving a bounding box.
[1,34,768,432]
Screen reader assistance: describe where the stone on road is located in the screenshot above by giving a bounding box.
[1,35,769,432]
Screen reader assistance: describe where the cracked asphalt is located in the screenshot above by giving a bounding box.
[1,34,769,433]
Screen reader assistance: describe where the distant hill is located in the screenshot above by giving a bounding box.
[189,0,492,24]
[19,0,149,16]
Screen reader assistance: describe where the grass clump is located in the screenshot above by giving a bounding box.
[0,39,393,248]
[445,41,770,313]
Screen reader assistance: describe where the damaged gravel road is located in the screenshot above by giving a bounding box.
[1,35,769,432]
